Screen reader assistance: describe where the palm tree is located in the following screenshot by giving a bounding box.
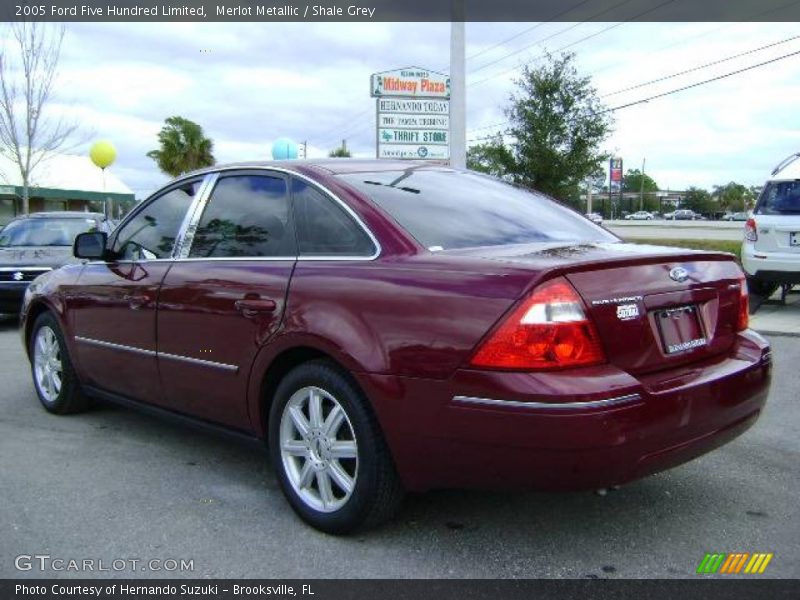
[147,116,215,177]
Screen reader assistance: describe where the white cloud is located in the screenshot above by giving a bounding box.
[18,21,800,197]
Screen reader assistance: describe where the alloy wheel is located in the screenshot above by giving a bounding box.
[279,385,359,513]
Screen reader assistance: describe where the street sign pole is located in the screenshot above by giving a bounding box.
[450,10,466,169]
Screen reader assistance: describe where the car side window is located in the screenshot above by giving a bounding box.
[292,179,375,257]
[189,174,294,258]
[112,181,200,260]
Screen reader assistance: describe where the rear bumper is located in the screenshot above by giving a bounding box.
[0,282,28,314]
[359,330,771,492]
[742,244,800,281]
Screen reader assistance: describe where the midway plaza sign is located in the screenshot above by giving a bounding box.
[371,67,450,161]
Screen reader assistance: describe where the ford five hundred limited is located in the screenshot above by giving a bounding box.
[20,160,772,533]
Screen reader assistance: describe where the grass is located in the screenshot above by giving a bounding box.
[624,237,742,262]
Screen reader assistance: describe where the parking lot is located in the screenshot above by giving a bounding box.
[1,317,798,579]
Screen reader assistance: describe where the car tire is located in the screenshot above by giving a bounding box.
[746,276,779,299]
[269,359,404,534]
[29,311,89,415]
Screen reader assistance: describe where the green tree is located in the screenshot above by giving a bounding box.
[465,52,613,205]
[147,116,215,177]
[622,169,658,193]
[329,145,351,158]
[681,187,714,214]
[466,133,514,178]
[712,181,753,213]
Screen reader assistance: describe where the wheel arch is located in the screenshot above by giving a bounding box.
[248,337,378,442]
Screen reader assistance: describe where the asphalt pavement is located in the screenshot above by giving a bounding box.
[0,318,798,579]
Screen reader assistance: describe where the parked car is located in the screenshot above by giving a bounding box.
[669,209,698,220]
[0,212,114,314]
[723,212,749,222]
[662,211,675,220]
[585,212,603,225]
[742,153,800,297]
[21,161,771,534]
[625,211,654,221]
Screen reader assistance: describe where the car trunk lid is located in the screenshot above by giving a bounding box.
[445,242,745,375]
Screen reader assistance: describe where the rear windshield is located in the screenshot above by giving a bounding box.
[337,169,617,250]
[0,218,99,247]
[756,181,800,215]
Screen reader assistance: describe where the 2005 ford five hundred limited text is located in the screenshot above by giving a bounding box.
[20,160,772,533]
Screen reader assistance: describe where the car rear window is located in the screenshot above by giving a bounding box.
[0,218,98,247]
[337,169,617,250]
[756,181,800,215]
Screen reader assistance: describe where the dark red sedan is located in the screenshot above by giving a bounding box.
[21,160,771,533]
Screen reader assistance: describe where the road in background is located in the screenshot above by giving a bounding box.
[605,220,745,241]
[0,319,797,579]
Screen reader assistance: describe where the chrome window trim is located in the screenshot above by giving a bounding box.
[451,393,642,411]
[75,336,157,357]
[75,336,238,373]
[172,173,219,259]
[0,267,53,272]
[176,166,381,262]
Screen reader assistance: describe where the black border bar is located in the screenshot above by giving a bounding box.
[4,0,800,22]
[2,579,799,600]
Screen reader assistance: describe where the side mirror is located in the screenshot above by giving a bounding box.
[74,231,108,260]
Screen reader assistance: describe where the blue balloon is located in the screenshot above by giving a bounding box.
[271,138,298,160]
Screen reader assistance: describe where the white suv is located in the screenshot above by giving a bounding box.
[742,153,800,296]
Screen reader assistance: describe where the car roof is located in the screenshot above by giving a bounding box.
[182,159,451,179]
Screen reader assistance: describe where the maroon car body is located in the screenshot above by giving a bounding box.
[21,160,771,532]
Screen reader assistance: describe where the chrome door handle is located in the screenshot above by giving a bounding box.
[235,298,277,317]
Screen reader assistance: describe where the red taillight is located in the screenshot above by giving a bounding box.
[744,218,758,242]
[470,277,606,370]
[738,274,749,331]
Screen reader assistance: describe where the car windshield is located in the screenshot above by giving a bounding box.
[756,181,800,215]
[0,217,98,247]
[338,169,618,250]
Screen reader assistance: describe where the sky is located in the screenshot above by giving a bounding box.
[8,19,800,198]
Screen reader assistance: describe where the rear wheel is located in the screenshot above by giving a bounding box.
[30,312,88,414]
[746,275,778,299]
[269,360,404,534]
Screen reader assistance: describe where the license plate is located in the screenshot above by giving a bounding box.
[791,232,800,247]
[655,305,706,355]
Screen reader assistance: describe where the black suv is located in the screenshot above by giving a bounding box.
[0,212,114,314]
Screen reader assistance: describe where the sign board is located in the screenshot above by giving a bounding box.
[371,67,450,99]
[0,185,15,196]
[610,157,623,184]
[372,67,450,161]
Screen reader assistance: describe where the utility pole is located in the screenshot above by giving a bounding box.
[639,157,646,211]
[450,1,466,169]
[586,178,593,214]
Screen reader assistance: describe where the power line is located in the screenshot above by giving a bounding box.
[466,47,800,144]
[436,0,598,72]
[468,0,677,88]
[467,0,637,77]
[601,34,800,98]
[598,47,800,114]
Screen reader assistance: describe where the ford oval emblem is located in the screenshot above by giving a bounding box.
[669,266,689,283]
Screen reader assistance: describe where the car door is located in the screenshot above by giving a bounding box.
[156,171,296,430]
[69,177,206,405]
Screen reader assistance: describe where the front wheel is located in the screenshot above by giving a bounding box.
[269,360,404,534]
[29,312,88,414]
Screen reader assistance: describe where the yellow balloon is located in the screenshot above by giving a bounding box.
[90,140,117,169]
